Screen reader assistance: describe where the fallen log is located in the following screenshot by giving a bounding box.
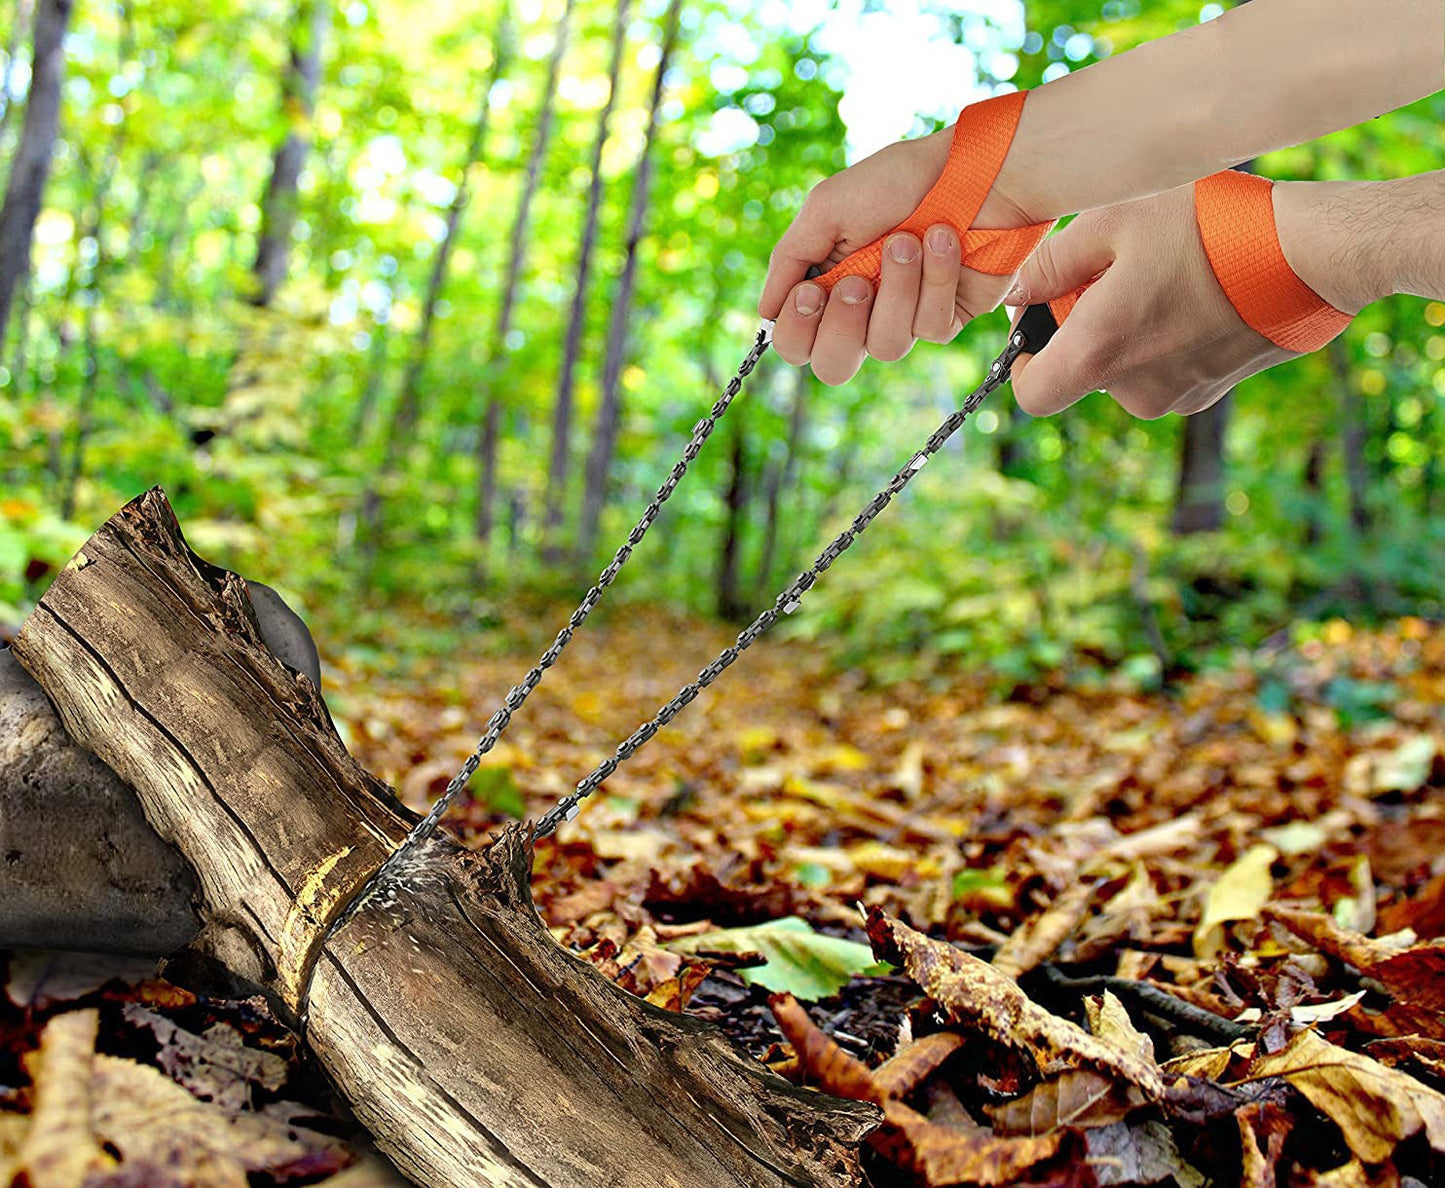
[10,489,878,1187]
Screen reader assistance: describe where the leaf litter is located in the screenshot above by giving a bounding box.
[4,612,1445,1184]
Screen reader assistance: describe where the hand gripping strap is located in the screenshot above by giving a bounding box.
[813,90,1053,292]
[1195,171,1352,354]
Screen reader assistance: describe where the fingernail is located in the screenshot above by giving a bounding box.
[795,283,822,317]
[888,235,917,264]
[1003,282,1026,306]
[838,277,871,305]
[927,226,955,255]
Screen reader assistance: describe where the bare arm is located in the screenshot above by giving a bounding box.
[997,0,1443,222]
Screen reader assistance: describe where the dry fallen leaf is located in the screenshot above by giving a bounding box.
[991,879,1099,980]
[1243,1028,1445,1163]
[1195,844,1278,958]
[867,908,1167,1099]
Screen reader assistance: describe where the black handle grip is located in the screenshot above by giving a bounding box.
[1015,303,1059,354]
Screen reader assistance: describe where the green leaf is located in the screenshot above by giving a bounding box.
[667,917,888,1001]
[466,765,524,818]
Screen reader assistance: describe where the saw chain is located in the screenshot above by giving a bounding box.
[327,304,1059,938]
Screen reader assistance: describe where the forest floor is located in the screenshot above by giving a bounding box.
[4,609,1445,1186]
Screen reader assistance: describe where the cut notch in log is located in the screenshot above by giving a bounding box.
[12,489,878,1187]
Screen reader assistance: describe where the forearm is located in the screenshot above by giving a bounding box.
[1270,170,1445,314]
[992,0,1442,224]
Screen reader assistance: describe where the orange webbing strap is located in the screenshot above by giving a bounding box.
[813,90,1054,293]
[1195,171,1352,353]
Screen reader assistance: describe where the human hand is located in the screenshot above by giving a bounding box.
[1006,179,1371,419]
[758,127,1039,386]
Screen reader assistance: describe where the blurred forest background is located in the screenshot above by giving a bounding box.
[1,0,1442,685]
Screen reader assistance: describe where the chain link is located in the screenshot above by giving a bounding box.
[330,320,1033,937]
[534,325,1030,837]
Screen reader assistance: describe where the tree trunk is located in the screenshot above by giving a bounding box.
[250,0,329,308]
[717,416,751,621]
[11,489,877,1187]
[0,0,71,358]
[1328,339,1371,534]
[475,0,575,551]
[361,4,512,555]
[0,0,35,171]
[756,366,809,596]
[541,0,631,558]
[1171,395,1231,534]
[1302,434,1326,546]
[576,0,682,567]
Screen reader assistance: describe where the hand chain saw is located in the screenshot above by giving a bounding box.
[327,91,1073,935]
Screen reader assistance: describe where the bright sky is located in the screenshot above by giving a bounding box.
[697,0,1029,161]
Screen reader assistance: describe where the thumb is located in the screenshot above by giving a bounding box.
[1004,214,1115,309]
[1010,272,1125,417]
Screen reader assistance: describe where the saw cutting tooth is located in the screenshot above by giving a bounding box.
[783,598,801,614]
[564,803,580,822]
[908,454,928,471]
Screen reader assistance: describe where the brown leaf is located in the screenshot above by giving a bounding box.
[992,880,1099,980]
[873,1031,965,1099]
[122,1004,288,1111]
[1236,1102,1291,1188]
[885,1098,1067,1186]
[1267,906,1445,1012]
[986,1068,1142,1135]
[1243,1028,1445,1163]
[867,908,1166,1099]
[768,993,886,1105]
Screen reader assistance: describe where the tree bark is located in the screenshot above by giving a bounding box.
[541,0,631,558]
[0,0,71,358]
[475,0,574,552]
[1171,395,1231,534]
[576,0,682,567]
[250,0,329,308]
[1328,338,1372,534]
[12,489,877,1187]
[361,5,512,556]
[755,367,809,598]
[716,415,751,621]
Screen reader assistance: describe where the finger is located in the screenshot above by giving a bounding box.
[772,281,825,365]
[759,192,840,319]
[866,234,922,362]
[1010,276,1123,417]
[1005,214,1116,309]
[913,225,961,343]
[811,275,873,386]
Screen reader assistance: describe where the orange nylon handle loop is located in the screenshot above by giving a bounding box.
[813,90,1054,292]
[1195,171,1352,354]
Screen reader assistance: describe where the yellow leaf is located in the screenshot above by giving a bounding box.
[1243,1029,1445,1163]
[1194,844,1277,959]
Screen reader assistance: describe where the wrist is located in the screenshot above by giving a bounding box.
[1272,179,1388,316]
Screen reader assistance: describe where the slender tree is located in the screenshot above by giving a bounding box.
[575,0,682,565]
[0,0,35,163]
[716,414,751,620]
[755,365,809,596]
[360,3,513,553]
[1329,338,1372,534]
[0,0,71,358]
[1171,394,1232,533]
[541,0,631,558]
[475,0,576,551]
[250,0,329,308]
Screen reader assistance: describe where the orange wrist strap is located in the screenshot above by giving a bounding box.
[813,90,1053,293]
[1194,171,1352,353]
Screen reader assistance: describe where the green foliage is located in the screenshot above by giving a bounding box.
[0,0,1441,687]
[668,916,890,1000]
